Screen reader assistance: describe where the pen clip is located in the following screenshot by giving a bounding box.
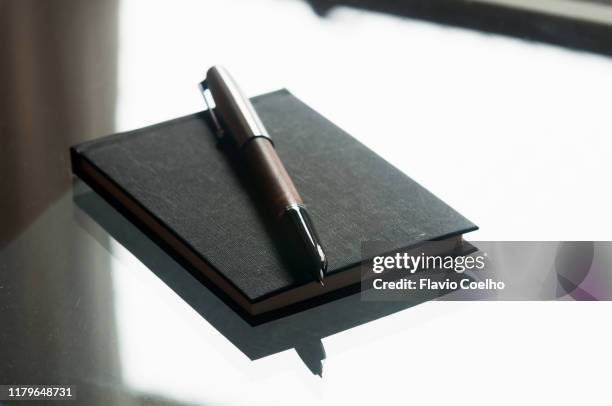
[199,80,225,139]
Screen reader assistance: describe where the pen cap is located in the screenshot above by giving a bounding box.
[203,66,272,148]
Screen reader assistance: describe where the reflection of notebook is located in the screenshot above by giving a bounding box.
[308,0,612,56]
[70,89,477,324]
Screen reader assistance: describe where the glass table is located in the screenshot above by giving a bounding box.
[2,1,611,404]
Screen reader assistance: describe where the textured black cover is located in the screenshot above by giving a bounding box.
[71,89,477,303]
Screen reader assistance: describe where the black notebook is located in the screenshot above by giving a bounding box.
[71,89,477,323]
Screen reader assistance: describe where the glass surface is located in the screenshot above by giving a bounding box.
[2,1,612,404]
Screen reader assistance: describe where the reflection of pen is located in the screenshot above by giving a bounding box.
[199,66,327,285]
[295,340,326,377]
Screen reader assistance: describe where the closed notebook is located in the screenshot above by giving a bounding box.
[71,89,477,323]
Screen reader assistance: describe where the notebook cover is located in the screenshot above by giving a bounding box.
[71,89,477,309]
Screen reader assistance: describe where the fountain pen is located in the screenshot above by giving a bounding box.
[199,66,327,285]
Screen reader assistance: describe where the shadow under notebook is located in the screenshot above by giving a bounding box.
[73,183,442,376]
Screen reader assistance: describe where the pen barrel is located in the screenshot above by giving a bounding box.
[202,65,327,282]
[242,138,327,281]
[242,137,303,216]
